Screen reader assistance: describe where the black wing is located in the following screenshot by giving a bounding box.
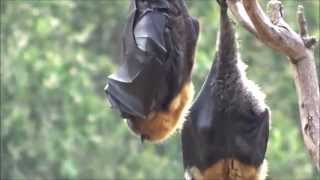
[105,0,170,119]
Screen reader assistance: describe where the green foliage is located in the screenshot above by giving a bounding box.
[1,0,319,179]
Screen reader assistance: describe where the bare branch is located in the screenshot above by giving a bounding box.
[297,5,317,48]
[241,0,308,60]
[292,51,320,170]
[298,5,308,37]
[226,0,259,39]
[242,0,276,41]
[267,0,284,25]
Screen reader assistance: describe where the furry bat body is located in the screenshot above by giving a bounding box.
[181,1,270,179]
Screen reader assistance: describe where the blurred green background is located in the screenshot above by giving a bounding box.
[1,0,319,179]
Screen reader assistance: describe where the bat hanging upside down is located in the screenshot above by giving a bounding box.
[105,0,199,143]
[181,0,270,179]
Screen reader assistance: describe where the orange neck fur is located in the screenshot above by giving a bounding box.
[129,81,194,143]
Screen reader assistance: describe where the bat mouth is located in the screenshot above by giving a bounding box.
[125,115,154,142]
[125,81,194,143]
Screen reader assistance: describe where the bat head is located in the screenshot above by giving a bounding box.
[105,0,199,143]
[126,81,194,143]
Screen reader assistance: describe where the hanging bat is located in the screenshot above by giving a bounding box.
[105,0,199,143]
[181,0,270,179]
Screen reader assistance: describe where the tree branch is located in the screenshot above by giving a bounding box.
[226,0,259,39]
[227,0,320,170]
[297,5,317,49]
[298,5,308,37]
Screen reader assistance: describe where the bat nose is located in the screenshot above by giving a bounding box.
[126,119,150,142]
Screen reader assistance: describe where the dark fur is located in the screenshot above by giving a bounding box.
[161,0,199,104]
[126,0,200,142]
[182,1,270,179]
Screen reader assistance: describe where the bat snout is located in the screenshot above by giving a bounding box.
[126,118,142,135]
[125,117,152,141]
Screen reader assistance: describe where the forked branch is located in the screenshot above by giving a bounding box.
[227,0,259,38]
[227,0,320,170]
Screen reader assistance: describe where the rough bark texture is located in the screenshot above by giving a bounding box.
[227,0,320,170]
